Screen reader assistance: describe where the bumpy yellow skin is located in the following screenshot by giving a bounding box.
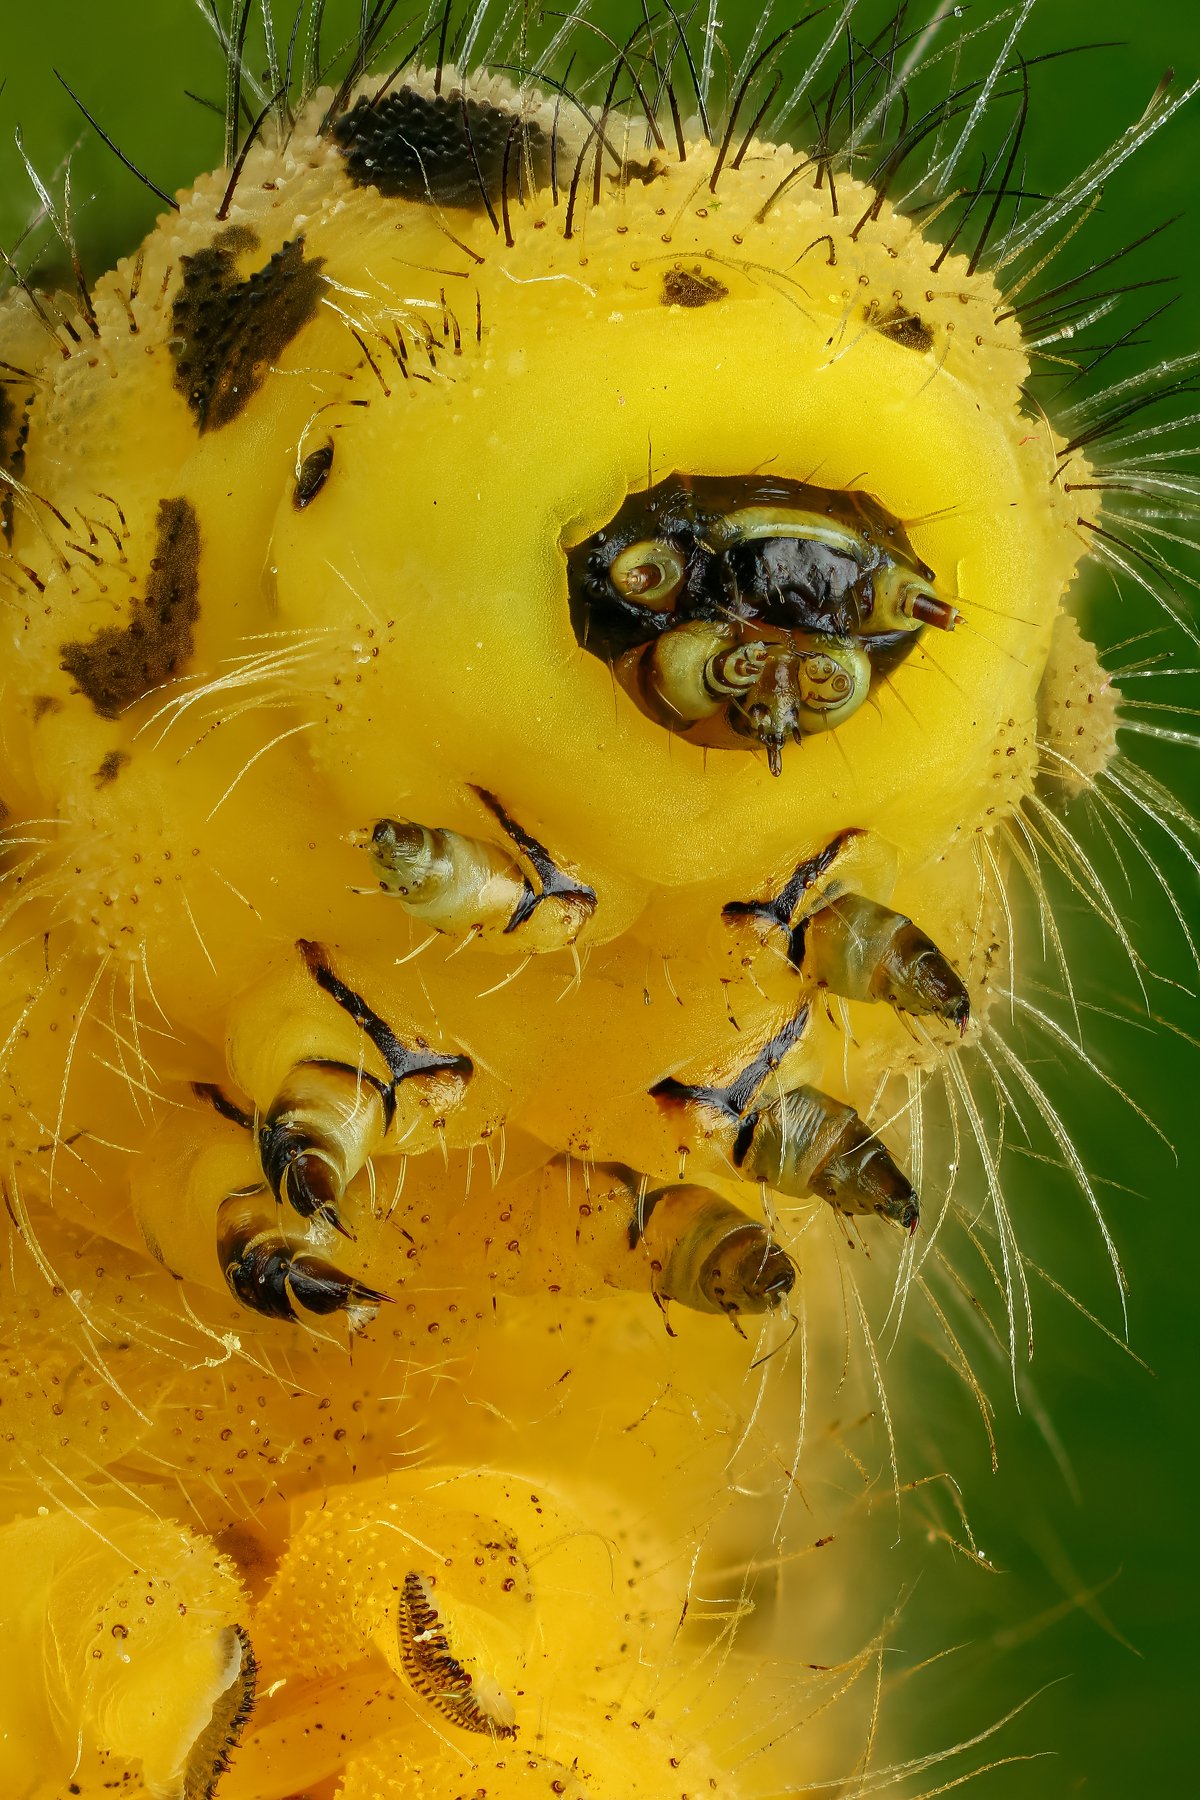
[0,65,1103,1800]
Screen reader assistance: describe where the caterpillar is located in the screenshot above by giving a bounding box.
[0,2,1196,1795]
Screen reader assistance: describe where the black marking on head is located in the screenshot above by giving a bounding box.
[60,497,201,719]
[651,1004,811,1124]
[471,786,597,932]
[293,442,334,509]
[171,230,326,432]
[331,87,558,213]
[722,828,862,966]
[661,265,729,309]
[869,303,934,354]
[192,1081,254,1132]
[93,749,129,787]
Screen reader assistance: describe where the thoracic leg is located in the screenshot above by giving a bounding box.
[227,940,474,1236]
[362,787,597,952]
[217,1184,385,1329]
[136,942,474,1325]
[723,834,969,1029]
[652,1006,918,1231]
[133,1101,388,1328]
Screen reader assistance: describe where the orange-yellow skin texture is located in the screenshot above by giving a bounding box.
[0,77,1086,1234]
[0,66,1102,1800]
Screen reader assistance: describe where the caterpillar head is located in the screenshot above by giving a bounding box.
[248,66,1087,909]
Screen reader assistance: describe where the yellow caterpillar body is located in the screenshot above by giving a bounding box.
[0,5,1193,1795]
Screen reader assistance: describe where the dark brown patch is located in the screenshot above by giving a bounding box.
[30,695,61,723]
[60,497,201,718]
[331,87,559,212]
[171,232,326,432]
[93,749,129,787]
[869,303,935,354]
[612,156,668,188]
[0,370,37,544]
[661,266,729,309]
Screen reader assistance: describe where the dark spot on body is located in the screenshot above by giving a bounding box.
[0,371,37,544]
[869,303,934,353]
[661,266,729,309]
[30,695,61,722]
[60,497,201,718]
[171,230,326,431]
[94,750,129,787]
[613,156,667,188]
[293,442,333,509]
[331,87,559,212]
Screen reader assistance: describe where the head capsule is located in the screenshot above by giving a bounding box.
[566,472,947,770]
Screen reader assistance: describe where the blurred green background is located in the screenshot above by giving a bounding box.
[1,3,1197,1794]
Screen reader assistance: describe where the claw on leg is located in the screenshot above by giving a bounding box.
[242,941,475,1234]
[651,1007,918,1231]
[724,832,969,1032]
[630,1177,795,1320]
[217,1188,387,1330]
[258,1061,390,1233]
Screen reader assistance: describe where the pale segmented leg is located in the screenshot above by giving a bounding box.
[363,786,596,952]
[724,833,970,1030]
[651,1006,918,1231]
[623,1170,794,1324]
[216,1183,387,1330]
[135,1096,389,1329]
[179,942,473,1324]
[244,939,473,1238]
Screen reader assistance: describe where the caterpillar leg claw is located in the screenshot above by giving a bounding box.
[363,788,597,952]
[236,940,474,1237]
[148,942,477,1326]
[652,1008,918,1231]
[629,1177,795,1323]
[568,1159,795,1323]
[256,1060,391,1234]
[217,1185,388,1328]
[724,833,970,1030]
